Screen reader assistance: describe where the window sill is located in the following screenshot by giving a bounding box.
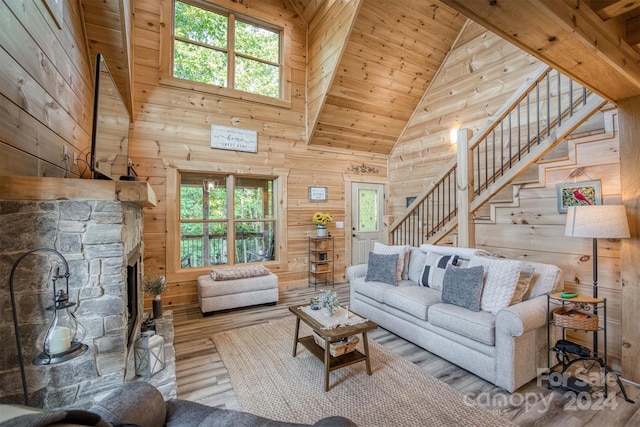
[159,75,292,109]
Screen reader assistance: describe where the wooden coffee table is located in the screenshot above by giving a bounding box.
[289,304,378,391]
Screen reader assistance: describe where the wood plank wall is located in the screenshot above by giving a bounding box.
[131,0,387,306]
[0,0,93,178]
[388,22,541,221]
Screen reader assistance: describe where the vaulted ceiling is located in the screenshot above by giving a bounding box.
[82,0,640,157]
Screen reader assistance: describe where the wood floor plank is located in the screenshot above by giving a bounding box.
[171,282,640,425]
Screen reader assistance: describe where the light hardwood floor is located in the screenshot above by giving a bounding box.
[171,282,640,426]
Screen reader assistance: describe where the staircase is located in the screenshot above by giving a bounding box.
[389,65,607,246]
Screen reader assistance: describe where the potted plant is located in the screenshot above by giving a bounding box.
[319,289,339,316]
[312,212,333,237]
[144,274,166,319]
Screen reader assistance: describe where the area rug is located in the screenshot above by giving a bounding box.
[212,317,513,426]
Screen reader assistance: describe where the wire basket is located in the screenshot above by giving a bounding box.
[553,306,599,330]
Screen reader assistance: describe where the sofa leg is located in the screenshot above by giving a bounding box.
[202,311,215,317]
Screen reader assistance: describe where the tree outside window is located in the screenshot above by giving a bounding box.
[173,0,281,98]
[179,173,276,268]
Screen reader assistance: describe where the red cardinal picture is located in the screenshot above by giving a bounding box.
[557,180,600,212]
[572,189,592,205]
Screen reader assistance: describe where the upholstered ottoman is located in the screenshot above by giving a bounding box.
[197,265,278,315]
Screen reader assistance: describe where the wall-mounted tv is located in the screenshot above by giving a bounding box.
[90,53,132,180]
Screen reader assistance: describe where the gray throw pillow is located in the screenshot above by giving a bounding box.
[441,265,485,312]
[365,252,399,286]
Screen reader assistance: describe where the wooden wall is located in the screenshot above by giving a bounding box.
[131,0,387,306]
[388,21,541,219]
[0,0,93,178]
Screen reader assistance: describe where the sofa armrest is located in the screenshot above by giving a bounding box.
[346,264,368,283]
[495,295,548,337]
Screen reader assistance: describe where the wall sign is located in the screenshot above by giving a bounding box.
[210,125,258,153]
[309,186,328,202]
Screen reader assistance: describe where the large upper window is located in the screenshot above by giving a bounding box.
[179,173,277,267]
[173,0,282,98]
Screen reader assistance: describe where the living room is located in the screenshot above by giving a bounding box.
[1,0,639,425]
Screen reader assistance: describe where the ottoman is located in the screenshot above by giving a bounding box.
[197,266,279,315]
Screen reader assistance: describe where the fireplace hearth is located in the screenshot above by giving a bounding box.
[0,178,175,410]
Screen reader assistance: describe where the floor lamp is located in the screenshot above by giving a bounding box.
[564,205,630,356]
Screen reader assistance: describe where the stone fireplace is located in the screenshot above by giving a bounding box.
[0,177,175,410]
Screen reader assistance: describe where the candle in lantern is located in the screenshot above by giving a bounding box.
[49,326,71,354]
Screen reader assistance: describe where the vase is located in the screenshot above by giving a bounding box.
[317,225,327,237]
[152,297,163,319]
[324,307,333,317]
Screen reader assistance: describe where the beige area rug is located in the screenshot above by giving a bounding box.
[212,317,513,426]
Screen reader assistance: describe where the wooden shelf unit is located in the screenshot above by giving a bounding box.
[308,237,334,290]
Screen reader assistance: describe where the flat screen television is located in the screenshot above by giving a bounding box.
[90,53,132,180]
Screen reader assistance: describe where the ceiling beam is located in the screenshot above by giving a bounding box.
[441,0,640,102]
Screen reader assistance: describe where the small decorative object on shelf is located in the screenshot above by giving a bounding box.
[312,212,333,237]
[144,274,166,319]
[319,290,339,316]
[310,296,322,310]
[134,330,165,377]
[313,333,359,357]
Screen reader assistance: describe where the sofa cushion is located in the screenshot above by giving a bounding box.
[365,252,399,285]
[407,247,426,283]
[373,242,410,281]
[352,277,389,303]
[522,261,562,300]
[90,381,166,427]
[468,255,521,315]
[441,265,484,312]
[420,252,459,291]
[383,285,441,321]
[429,303,497,346]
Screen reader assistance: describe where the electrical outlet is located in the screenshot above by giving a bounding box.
[72,152,78,165]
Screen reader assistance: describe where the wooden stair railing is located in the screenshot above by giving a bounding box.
[390,66,606,247]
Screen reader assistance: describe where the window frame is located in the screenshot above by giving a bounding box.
[160,0,291,108]
[179,173,277,267]
[166,162,289,280]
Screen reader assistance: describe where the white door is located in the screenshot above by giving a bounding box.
[351,183,384,265]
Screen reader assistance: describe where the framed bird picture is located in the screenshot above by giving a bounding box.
[556,180,602,213]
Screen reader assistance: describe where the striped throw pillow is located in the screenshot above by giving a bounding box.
[420,252,459,291]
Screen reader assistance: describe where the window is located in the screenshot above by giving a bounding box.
[179,173,277,267]
[172,0,282,98]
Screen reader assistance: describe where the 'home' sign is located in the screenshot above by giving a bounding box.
[210,125,258,153]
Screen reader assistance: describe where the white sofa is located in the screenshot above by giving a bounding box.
[347,244,562,392]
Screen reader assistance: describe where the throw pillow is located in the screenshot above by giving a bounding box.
[441,265,485,311]
[468,255,522,315]
[509,264,535,305]
[365,252,399,286]
[407,247,426,283]
[373,242,410,281]
[420,252,459,291]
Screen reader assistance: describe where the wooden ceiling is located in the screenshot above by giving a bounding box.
[81,0,640,157]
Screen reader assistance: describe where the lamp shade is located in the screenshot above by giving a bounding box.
[565,205,630,238]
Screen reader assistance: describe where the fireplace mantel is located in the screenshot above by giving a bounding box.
[0,176,157,207]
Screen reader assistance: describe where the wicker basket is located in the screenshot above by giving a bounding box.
[313,333,359,357]
[553,306,599,330]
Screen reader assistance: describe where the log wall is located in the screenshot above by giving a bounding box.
[131,0,386,306]
[0,0,93,178]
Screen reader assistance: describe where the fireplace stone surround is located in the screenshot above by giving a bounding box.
[0,177,174,410]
